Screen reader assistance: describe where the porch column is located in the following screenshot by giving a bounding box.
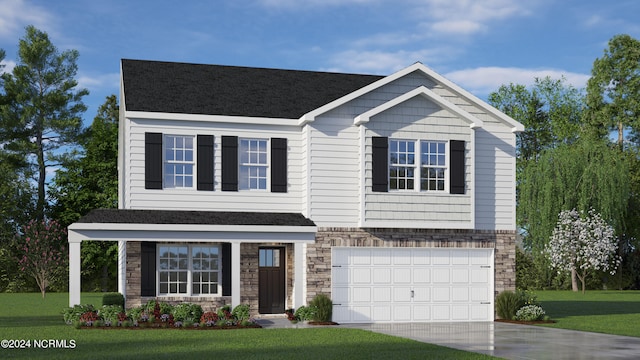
[68,234,82,307]
[293,242,306,307]
[117,240,126,297]
[231,241,241,308]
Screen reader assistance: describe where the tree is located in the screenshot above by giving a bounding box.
[14,219,68,298]
[547,209,620,293]
[519,138,629,253]
[586,34,640,147]
[0,25,88,220]
[49,95,119,291]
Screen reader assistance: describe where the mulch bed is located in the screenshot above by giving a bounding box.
[495,319,556,325]
[307,321,339,325]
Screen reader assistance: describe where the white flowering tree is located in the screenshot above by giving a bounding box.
[547,209,620,293]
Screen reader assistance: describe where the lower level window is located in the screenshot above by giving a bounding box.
[158,244,220,296]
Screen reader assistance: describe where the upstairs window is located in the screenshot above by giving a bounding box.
[164,135,194,188]
[420,141,446,191]
[239,139,268,190]
[389,139,447,192]
[389,140,415,190]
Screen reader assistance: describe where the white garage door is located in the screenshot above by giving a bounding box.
[332,247,494,323]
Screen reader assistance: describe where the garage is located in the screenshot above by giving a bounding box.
[331,247,494,323]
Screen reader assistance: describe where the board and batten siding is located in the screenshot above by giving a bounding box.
[122,118,304,213]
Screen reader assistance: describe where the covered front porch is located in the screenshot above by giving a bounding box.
[67,209,316,310]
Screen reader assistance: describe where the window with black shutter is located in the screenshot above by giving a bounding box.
[222,136,238,191]
[197,135,214,191]
[271,138,287,193]
[145,133,163,189]
[372,137,389,192]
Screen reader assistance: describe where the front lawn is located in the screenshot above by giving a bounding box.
[536,290,640,337]
[0,293,496,359]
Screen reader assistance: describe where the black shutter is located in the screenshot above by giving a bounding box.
[145,132,163,189]
[221,136,238,191]
[197,135,214,191]
[450,140,465,194]
[372,136,388,192]
[221,243,232,296]
[271,138,287,193]
[140,242,156,297]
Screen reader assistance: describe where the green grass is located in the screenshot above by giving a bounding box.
[0,293,496,359]
[536,290,640,337]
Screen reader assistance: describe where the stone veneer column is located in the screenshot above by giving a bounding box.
[125,241,142,308]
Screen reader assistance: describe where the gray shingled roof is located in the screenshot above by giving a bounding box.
[121,59,383,119]
[77,209,315,227]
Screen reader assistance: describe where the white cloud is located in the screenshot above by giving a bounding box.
[444,66,591,97]
[0,0,53,40]
[77,72,120,93]
[415,0,534,36]
[257,0,377,8]
[324,48,459,74]
[0,59,16,74]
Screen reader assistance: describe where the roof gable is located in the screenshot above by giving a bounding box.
[121,59,382,119]
[354,86,483,129]
[301,62,523,132]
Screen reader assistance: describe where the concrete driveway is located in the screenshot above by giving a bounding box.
[343,322,640,360]
[257,318,640,359]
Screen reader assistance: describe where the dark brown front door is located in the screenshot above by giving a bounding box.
[258,247,285,314]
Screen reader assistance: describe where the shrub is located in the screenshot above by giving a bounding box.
[217,304,232,319]
[309,294,332,322]
[200,311,218,326]
[102,292,124,307]
[62,304,95,324]
[294,305,317,321]
[172,303,203,322]
[78,311,99,326]
[99,304,124,323]
[515,305,546,321]
[516,289,539,306]
[495,290,524,320]
[232,304,250,321]
[126,306,144,322]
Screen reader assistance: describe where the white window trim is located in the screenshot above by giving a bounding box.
[238,138,270,191]
[388,139,449,192]
[163,134,197,190]
[156,243,221,297]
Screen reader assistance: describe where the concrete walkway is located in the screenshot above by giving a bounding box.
[256,318,640,359]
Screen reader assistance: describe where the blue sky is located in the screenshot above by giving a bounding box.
[1,0,639,126]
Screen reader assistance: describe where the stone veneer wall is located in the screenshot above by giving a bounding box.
[306,228,516,302]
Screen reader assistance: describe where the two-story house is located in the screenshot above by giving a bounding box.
[68,59,522,323]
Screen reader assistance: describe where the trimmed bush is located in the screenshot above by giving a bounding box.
[515,305,546,321]
[102,292,125,307]
[232,304,250,321]
[172,303,203,322]
[495,290,524,320]
[309,294,332,322]
[63,304,96,324]
[294,305,316,321]
[99,304,124,323]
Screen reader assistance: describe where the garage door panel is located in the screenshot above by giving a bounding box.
[373,249,392,265]
[332,248,494,323]
[393,268,411,284]
[353,287,371,302]
[373,268,391,284]
[413,250,431,265]
[413,287,430,301]
[452,268,469,283]
[393,250,412,265]
[393,287,412,302]
[413,268,430,283]
[373,287,391,302]
[353,268,371,284]
[394,305,411,321]
[433,268,450,283]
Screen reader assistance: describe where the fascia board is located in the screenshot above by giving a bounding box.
[69,222,317,233]
[125,111,299,127]
[354,86,484,129]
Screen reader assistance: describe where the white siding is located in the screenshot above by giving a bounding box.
[474,125,517,230]
[124,118,304,213]
[362,96,473,228]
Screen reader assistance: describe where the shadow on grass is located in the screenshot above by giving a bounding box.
[541,301,640,319]
[0,315,63,327]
